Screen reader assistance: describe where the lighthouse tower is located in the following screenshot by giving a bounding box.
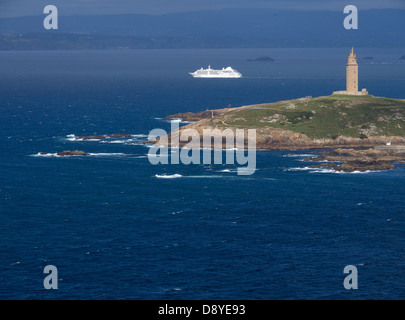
[333,48,368,96]
[346,47,358,92]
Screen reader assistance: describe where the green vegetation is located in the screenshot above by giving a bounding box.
[213,95,405,139]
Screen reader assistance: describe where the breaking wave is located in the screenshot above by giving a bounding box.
[155,174,183,179]
[65,133,148,143]
[288,167,381,174]
[284,154,317,158]
[32,152,127,158]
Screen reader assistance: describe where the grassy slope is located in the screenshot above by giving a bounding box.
[210,95,405,139]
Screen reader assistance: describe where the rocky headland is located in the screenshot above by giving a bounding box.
[68,95,405,172]
[162,95,405,150]
[159,95,405,172]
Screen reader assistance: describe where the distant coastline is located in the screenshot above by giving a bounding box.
[1,9,405,50]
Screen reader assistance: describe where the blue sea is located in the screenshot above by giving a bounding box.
[1,48,405,300]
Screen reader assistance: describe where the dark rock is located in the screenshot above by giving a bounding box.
[334,160,396,172]
[77,135,106,140]
[247,56,274,62]
[76,134,132,140]
[309,162,336,169]
[57,150,89,156]
[302,148,405,172]
[400,55,405,60]
[109,134,132,138]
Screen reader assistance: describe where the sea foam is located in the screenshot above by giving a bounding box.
[155,174,183,179]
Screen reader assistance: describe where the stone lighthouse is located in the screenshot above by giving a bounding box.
[333,48,368,96]
[346,47,358,92]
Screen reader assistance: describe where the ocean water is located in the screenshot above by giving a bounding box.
[1,48,405,300]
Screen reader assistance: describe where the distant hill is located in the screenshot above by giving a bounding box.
[0,9,404,50]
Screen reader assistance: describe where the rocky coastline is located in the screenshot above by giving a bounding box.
[65,96,405,172]
[302,148,405,172]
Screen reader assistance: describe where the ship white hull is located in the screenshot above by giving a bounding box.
[190,66,242,78]
[190,73,242,78]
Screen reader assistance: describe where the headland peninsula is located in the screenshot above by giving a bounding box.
[163,94,405,172]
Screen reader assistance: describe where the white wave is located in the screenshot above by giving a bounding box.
[160,118,195,124]
[32,152,127,158]
[288,166,382,174]
[101,140,125,144]
[88,153,126,157]
[66,134,77,141]
[311,169,381,174]
[73,138,101,142]
[309,168,336,174]
[101,139,136,144]
[154,174,225,179]
[32,152,91,157]
[335,170,382,174]
[66,133,147,142]
[155,174,183,179]
[298,158,327,162]
[287,167,313,171]
[284,154,317,157]
[33,152,58,157]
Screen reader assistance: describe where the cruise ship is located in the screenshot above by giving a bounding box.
[190,66,242,78]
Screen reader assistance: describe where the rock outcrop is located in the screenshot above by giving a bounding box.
[76,134,132,141]
[303,148,405,172]
[56,150,89,156]
[247,56,274,62]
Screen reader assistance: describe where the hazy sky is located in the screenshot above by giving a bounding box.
[0,0,404,17]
